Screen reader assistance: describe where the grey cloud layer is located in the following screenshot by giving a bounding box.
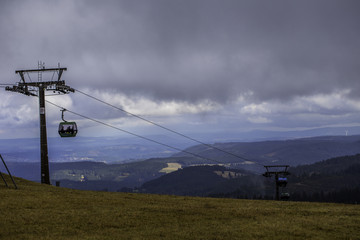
[1,0,359,104]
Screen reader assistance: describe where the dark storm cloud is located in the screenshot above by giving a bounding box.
[92,0,360,103]
[1,0,360,103]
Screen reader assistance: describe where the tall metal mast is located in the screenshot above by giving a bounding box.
[263,165,290,200]
[5,62,74,184]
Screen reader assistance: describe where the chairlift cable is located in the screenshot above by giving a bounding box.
[46,100,227,165]
[74,88,264,167]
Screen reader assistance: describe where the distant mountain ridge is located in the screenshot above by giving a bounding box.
[174,135,360,169]
[2,125,360,163]
[2,135,360,195]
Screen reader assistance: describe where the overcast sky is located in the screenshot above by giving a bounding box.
[1,0,360,141]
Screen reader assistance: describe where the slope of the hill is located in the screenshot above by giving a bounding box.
[139,165,267,197]
[288,154,360,202]
[1,175,359,239]
[6,157,183,191]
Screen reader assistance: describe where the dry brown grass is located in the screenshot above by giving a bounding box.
[1,175,359,239]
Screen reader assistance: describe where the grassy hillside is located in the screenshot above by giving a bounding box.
[1,175,359,239]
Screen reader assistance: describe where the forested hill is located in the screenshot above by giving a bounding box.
[139,154,360,203]
[288,154,360,202]
[4,135,360,195]
[174,135,360,167]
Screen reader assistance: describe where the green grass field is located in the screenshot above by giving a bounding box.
[1,175,359,239]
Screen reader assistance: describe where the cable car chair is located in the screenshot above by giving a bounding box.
[277,177,288,187]
[280,192,290,200]
[58,109,77,137]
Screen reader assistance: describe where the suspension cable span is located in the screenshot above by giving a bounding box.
[74,88,264,167]
[45,100,227,165]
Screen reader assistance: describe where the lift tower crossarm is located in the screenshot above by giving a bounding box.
[15,67,67,73]
[15,67,67,82]
[263,165,290,177]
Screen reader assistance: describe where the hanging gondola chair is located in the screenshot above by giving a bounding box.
[280,192,290,200]
[58,109,78,137]
[277,177,288,187]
